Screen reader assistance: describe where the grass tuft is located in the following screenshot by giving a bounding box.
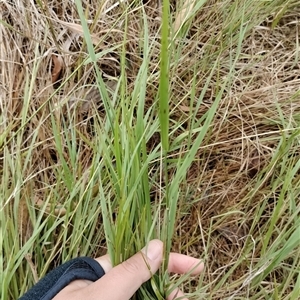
[1,0,300,299]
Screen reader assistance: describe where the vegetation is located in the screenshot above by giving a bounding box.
[1,0,300,299]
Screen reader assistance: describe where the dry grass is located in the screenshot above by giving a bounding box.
[1,0,300,299]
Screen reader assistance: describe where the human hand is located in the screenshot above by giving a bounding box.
[53,239,204,300]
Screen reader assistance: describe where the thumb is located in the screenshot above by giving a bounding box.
[87,239,163,300]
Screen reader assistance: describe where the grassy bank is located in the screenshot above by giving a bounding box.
[1,0,300,299]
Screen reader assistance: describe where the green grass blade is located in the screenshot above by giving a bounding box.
[159,0,170,152]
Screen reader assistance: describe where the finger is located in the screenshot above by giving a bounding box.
[167,287,188,300]
[85,239,163,300]
[95,251,204,276]
[94,254,112,273]
[168,253,204,275]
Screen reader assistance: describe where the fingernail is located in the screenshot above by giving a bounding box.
[142,240,163,261]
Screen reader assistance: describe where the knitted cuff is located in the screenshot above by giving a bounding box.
[19,257,105,300]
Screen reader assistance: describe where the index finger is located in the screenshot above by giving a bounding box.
[168,253,204,275]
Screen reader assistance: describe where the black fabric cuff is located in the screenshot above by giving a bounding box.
[19,257,105,300]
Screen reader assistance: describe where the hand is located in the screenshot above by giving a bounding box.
[53,239,204,300]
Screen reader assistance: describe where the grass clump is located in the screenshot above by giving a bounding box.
[1,0,300,299]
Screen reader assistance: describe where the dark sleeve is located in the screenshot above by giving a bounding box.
[19,257,105,300]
